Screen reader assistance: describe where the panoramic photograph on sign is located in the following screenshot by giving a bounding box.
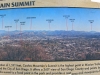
[0,7,100,61]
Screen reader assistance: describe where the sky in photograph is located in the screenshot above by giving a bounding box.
[0,7,100,32]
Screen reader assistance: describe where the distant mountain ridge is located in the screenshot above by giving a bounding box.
[0,30,100,38]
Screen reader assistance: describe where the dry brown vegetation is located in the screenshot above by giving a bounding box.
[0,41,52,61]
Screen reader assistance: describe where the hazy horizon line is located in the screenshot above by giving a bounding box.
[0,30,99,32]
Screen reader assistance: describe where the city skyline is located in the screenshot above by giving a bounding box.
[0,8,100,31]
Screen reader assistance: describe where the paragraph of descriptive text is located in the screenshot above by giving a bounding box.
[0,62,100,75]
